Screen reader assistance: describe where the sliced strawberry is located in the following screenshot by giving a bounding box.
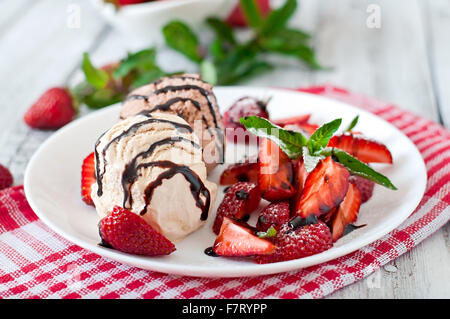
[328,134,393,164]
[81,152,96,206]
[294,156,350,219]
[258,138,296,202]
[256,201,291,232]
[220,158,259,185]
[99,206,176,256]
[349,175,375,203]
[330,183,362,242]
[255,220,332,264]
[272,114,311,127]
[213,217,276,257]
[213,182,261,234]
[290,159,309,211]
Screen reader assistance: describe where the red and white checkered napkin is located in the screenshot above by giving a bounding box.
[1,85,449,299]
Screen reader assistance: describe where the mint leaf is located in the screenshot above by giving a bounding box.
[303,146,323,172]
[206,17,236,45]
[131,69,166,88]
[113,49,157,79]
[308,118,342,154]
[239,116,308,159]
[256,226,277,238]
[346,115,359,132]
[162,21,203,63]
[81,53,109,89]
[324,148,397,190]
[239,0,264,30]
[200,60,218,85]
[259,28,310,52]
[261,0,297,35]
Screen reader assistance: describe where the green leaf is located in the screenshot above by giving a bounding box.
[261,0,297,35]
[259,28,311,52]
[324,148,398,190]
[308,118,342,154]
[83,88,124,109]
[239,116,308,159]
[209,38,227,63]
[200,60,218,85]
[113,49,157,79]
[346,115,359,132]
[205,17,236,45]
[81,53,109,89]
[256,226,277,239]
[239,0,264,30]
[302,146,323,172]
[162,21,203,63]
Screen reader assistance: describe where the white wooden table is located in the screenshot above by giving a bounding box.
[0,0,448,298]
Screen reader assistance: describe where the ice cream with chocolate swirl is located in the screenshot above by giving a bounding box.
[120,74,225,172]
[91,112,217,242]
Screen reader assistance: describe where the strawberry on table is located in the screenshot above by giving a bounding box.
[294,156,350,219]
[213,217,276,257]
[0,164,13,190]
[213,182,261,234]
[99,206,175,256]
[349,175,375,203]
[328,134,393,164]
[256,201,291,232]
[255,220,332,264]
[24,87,77,130]
[220,158,259,185]
[330,183,362,242]
[258,138,296,202]
[81,152,96,206]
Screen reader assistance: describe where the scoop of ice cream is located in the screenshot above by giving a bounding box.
[91,112,217,243]
[120,74,225,173]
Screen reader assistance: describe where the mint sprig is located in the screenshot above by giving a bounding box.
[82,53,109,89]
[241,116,397,190]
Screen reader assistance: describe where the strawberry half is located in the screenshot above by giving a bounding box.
[81,152,96,206]
[258,138,296,202]
[349,175,375,203]
[328,134,393,164]
[290,159,309,211]
[220,158,259,185]
[254,220,333,264]
[256,201,291,232]
[99,206,176,256]
[330,183,362,242]
[294,156,350,219]
[272,114,311,127]
[213,182,261,234]
[213,217,276,257]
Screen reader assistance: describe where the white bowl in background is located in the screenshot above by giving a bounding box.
[90,0,238,45]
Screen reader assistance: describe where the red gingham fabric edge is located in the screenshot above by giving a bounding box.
[0,85,448,299]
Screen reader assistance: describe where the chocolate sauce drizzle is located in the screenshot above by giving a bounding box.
[135,161,211,220]
[121,136,201,208]
[95,115,193,197]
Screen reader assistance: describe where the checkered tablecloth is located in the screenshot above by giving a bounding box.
[0,85,448,299]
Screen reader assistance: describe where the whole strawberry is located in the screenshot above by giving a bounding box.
[0,164,13,190]
[255,220,333,264]
[256,201,290,232]
[99,206,176,256]
[24,87,76,130]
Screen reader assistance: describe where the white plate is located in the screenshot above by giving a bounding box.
[24,87,427,278]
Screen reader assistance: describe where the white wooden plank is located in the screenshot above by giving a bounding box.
[422,0,450,128]
[0,0,107,183]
